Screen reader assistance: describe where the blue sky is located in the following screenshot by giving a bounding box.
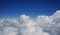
[0,0,60,18]
[0,0,60,35]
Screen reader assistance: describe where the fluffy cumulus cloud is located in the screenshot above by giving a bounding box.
[0,10,60,35]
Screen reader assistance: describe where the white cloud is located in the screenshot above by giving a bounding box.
[19,15,50,35]
[3,27,18,35]
[51,10,60,35]
[0,10,60,35]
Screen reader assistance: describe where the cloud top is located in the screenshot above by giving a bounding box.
[0,10,60,35]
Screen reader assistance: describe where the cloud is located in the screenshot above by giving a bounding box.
[36,10,60,35]
[0,10,60,35]
[3,27,18,35]
[51,10,60,35]
[19,15,50,35]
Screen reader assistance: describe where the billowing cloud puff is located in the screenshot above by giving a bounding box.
[0,10,60,35]
[51,10,60,35]
[3,27,18,35]
[19,15,50,35]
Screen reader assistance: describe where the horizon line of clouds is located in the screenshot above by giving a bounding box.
[0,10,60,35]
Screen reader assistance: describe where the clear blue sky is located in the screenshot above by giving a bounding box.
[0,0,60,18]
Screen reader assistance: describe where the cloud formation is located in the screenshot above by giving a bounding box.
[0,10,60,35]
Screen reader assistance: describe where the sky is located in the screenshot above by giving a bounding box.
[0,0,60,35]
[0,0,60,18]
